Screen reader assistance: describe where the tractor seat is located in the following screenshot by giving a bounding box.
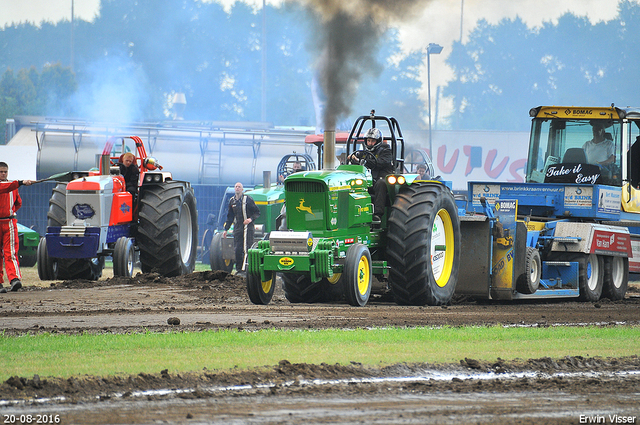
[562,148,587,163]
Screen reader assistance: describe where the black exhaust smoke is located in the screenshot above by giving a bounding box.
[292,0,431,167]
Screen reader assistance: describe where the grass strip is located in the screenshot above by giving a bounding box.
[1,325,638,380]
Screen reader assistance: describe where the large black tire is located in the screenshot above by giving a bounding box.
[113,237,135,278]
[321,273,344,302]
[45,182,104,281]
[56,257,105,281]
[550,252,604,301]
[602,256,629,301]
[247,271,276,305]
[210,232,234,273]
[387,183,461,306]
[282,273,325,303]
[137,182,198,277]
[47,183,68,227]
[37,238,56,280]
[343,243,372,307]
[199,228,213,264]
[577,253,604,302]
[19,254,37,268]
[516,247,541,294]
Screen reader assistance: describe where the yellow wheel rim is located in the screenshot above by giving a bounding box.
[224,259,232,267]
[357,255,370,296]
[431,208,455,288]
[327,273,342,284]
[261,276,273,294]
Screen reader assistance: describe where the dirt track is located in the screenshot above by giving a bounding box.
[1,269,640,424]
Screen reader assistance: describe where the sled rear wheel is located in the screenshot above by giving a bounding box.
[602,256,628,300]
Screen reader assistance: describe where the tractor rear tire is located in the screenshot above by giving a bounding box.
[321,273,344,302]
[47,183,68,227]
[113,237,135,278]
[516,247,541,294]
[138,182,198,277]
[282,273,325,303]
[199,228,213,265]
[58,257,104,280]
[45,182,104,281]
[343,243,372,307]
[387,183,460,306]
[37,238,56,280]
[20,254,37,268]
[247,271,276,305]
[56,257,105,281]
[210,232,234,273]
[602,256,628,301]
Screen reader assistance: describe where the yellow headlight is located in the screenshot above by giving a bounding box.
[387,176,397,185]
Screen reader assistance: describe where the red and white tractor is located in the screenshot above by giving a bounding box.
[37,136,198,280]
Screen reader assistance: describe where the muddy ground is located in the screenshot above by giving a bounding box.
[1,269,639,424]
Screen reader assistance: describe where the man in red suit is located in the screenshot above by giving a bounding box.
[0,162,33,293]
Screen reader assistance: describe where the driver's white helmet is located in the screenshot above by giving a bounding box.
[364,128,383,150]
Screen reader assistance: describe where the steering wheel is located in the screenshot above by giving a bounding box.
[350,150,378,168]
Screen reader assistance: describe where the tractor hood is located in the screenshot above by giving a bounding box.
[283,165,373,235]
[284,164,371,190]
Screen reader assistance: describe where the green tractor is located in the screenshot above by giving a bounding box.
[18,223,40,267]
[246,112,461,306]
[208,153,316,273]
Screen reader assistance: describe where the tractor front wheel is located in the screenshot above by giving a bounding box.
[137,182,198,276]
[247,271,276,305]
[37,238,57,280]
[210,232,234,273]
[113,237,135,278]
[387,183,460,306]
[343,244,372,307]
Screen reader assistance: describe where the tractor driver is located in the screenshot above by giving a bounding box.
[583,121,615,166]
[347,128,394,223]
[118,152,140,200]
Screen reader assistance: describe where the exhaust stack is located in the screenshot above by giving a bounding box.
[100,154,110,175]
[323,130,336,170]
[263,170,271,189]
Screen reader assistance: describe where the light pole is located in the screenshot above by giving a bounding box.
[70,0,74,72]
[261,0,267,122]
[427,43,443,162]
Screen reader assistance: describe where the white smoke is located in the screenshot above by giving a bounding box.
[70,54,151,124]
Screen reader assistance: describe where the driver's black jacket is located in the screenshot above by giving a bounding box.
[357,143,394,181]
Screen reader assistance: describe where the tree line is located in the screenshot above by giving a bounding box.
[0,0,423,139]
[444,0,640,131]
[2,0,639,136]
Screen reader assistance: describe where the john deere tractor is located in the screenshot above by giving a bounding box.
[208,152,316,273]
[246,111,461,306]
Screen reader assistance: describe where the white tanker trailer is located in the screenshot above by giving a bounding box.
[29,118,315,186]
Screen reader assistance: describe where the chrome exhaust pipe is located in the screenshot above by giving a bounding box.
[323,129,336,170]
[263,170,271,189]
